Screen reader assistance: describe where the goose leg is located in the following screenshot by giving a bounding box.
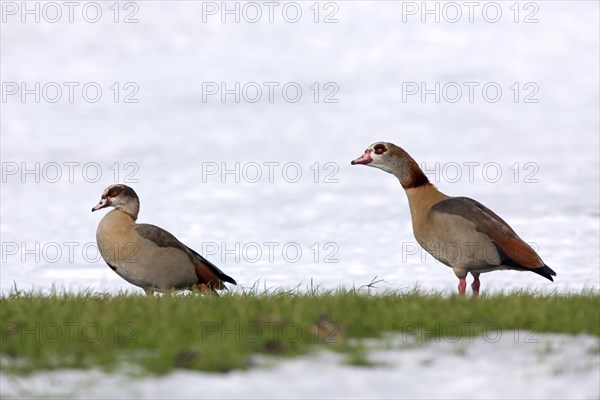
[471,273,481,296]
[458,278,467,295]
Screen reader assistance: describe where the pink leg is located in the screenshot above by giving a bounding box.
[471,276,480,296]
[458,278,467,296]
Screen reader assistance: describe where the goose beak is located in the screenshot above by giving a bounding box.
[92,198,108,212]
[351,151,372,165]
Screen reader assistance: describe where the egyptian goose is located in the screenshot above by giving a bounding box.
[91,184,236,294]
[351,142,556,295]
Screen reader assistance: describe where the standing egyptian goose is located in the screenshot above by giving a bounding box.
[91,184,236,294]
[351,142,556,295]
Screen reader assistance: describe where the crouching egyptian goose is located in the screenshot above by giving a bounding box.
[351,142,556,295]
[91,184,236,294]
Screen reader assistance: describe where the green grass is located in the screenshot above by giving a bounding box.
[1,286,598,374]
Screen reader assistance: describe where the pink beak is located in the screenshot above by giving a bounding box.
[351,151,372,165]
[91,198,108,212]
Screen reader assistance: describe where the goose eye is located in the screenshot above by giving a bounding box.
[373,144,387,155]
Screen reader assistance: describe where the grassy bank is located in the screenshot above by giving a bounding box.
[1,288,598,374]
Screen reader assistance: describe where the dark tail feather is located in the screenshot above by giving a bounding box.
[188,247,237,285]
[530,265,557,282]
[215,271,237,286]
[495,245,556,282]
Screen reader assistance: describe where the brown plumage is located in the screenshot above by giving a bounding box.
[92,184,236,294]
[352,142,556,295]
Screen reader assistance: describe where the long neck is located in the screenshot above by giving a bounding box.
[405,184,449,220]
[385,148,430,190]
[117,200,139,221]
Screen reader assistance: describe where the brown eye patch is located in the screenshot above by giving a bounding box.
[374,143,387,155]
[107,186,124,198]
